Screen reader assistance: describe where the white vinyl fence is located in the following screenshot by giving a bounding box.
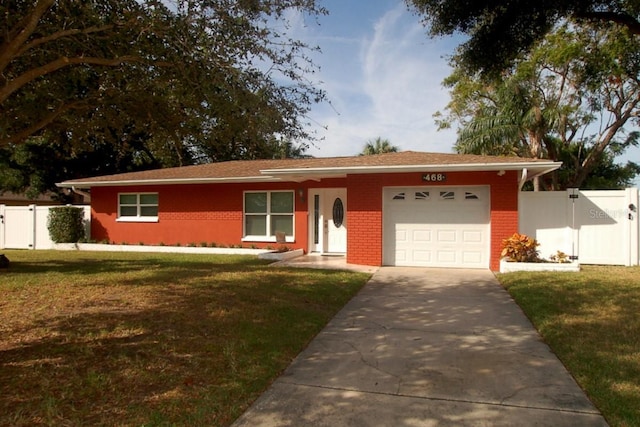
[2,191,639,267]
[519,188,639,266]
[0,205,90,250]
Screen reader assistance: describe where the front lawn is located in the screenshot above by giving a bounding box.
[499,265,640,427]
[0,250,371,426]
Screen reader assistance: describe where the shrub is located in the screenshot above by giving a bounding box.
[47,207,86,243]
[501,233,540,262]
[550,250,570,263]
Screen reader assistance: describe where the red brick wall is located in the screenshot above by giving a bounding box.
[91,182,312,249]
[345,171,519,270]
[89,172,518,270]
[346,175,383,266]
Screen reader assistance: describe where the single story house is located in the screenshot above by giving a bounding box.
[57,151,561,270]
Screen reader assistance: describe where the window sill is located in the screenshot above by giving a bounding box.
[242,236,294,244]
[116,217,159,223]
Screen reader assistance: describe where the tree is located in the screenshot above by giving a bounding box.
[360,137,399,155]
[438,23,640,189]
[557,138,640,189]
[0,133,164,201]
[406,0,640,77]
[1,0,326,164]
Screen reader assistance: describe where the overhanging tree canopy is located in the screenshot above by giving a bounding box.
[438,23,640,189]
[406,0,640,77]
[0,0,325,164]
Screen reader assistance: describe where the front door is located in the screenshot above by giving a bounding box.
[325,189,347,253]
[308,188,347,254]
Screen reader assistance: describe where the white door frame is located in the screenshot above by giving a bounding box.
[307,188,347,255]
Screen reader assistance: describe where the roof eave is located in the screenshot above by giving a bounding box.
[56,176,282,189]
[56,161,563,189]
[261,162,563,176]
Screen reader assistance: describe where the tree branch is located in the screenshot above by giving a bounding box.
[16,25,115,59]
[0,55,142,104]
[575,11,640,35]
[0,100,87,146]
[0,0,55,74]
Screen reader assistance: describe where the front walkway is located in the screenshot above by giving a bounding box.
[271,254,379,274]
[233,267,607,426]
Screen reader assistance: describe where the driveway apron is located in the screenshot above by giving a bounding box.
[232,267,607,426]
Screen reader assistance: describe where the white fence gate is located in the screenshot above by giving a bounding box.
[0,205,91,250]
[519,189,639,266]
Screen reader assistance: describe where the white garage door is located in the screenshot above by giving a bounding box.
[383,186,490,268]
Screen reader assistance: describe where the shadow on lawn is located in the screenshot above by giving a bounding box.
[5,254,266,277]
[0,255,362,426]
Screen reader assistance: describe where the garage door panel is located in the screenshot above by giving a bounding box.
[413,250,432,263]
[463,251,483,264]
[383,186,490,268]
[436,250,456,263]
[412,229,432,242]
[436,229,456,243]
[462,230,483,243]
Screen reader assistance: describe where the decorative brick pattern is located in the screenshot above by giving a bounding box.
[344,171,519,270]
[92,183,306,248]
[90,172,519,270]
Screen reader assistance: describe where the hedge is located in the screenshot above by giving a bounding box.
[48,206,85,243]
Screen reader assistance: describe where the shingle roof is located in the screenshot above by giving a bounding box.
[57,151,561,188]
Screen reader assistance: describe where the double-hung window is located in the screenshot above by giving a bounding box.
[244,191,294,241]
[117,193,159,222]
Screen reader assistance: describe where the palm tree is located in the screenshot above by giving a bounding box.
[360,137,399,155]
[454,80,559,191]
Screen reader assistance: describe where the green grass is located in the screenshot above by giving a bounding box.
[0,250,371,426]
[498,265,640,427]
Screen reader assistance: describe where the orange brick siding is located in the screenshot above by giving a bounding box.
[90,172,518,270]
[90,178,347,251]
[346,175,383,266]
[345,171,519,270]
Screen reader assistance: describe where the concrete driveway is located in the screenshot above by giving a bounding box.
[232,267,607,426]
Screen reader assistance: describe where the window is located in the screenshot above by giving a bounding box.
[440,191,455,200]
[244,191,294,241]
[415,191,430,200]
[118,193,158,222]
[332,198,344,228]
[465,192,480,200]
[392,192,406,200]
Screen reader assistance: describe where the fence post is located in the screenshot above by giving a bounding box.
[627,188,639,266]
[567,188,579,262]
[29,204,36,250]
[0,204,5,249]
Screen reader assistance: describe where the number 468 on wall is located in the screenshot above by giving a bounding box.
[422,173,447,182]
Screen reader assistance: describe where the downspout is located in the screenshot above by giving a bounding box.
[71,186,91,203]
[518,168,528,190]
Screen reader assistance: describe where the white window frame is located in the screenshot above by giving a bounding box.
[242,190,295,243]
[116,192,159,223]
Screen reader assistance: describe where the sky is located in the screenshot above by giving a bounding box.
[283,0,640,185]
[288,0,460,157]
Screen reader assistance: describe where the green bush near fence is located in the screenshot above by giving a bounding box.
[47,206,85,243]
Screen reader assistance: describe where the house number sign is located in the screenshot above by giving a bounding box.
[422,173,447,182]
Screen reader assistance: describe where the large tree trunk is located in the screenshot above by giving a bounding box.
[527,130,544,191]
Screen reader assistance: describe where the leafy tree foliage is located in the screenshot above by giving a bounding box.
[360,137,399,155]
[438,23,640,189]
[557,138,640,189]
[407,0,640,77]
[0,0,324,195]
[0,134,164,201]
